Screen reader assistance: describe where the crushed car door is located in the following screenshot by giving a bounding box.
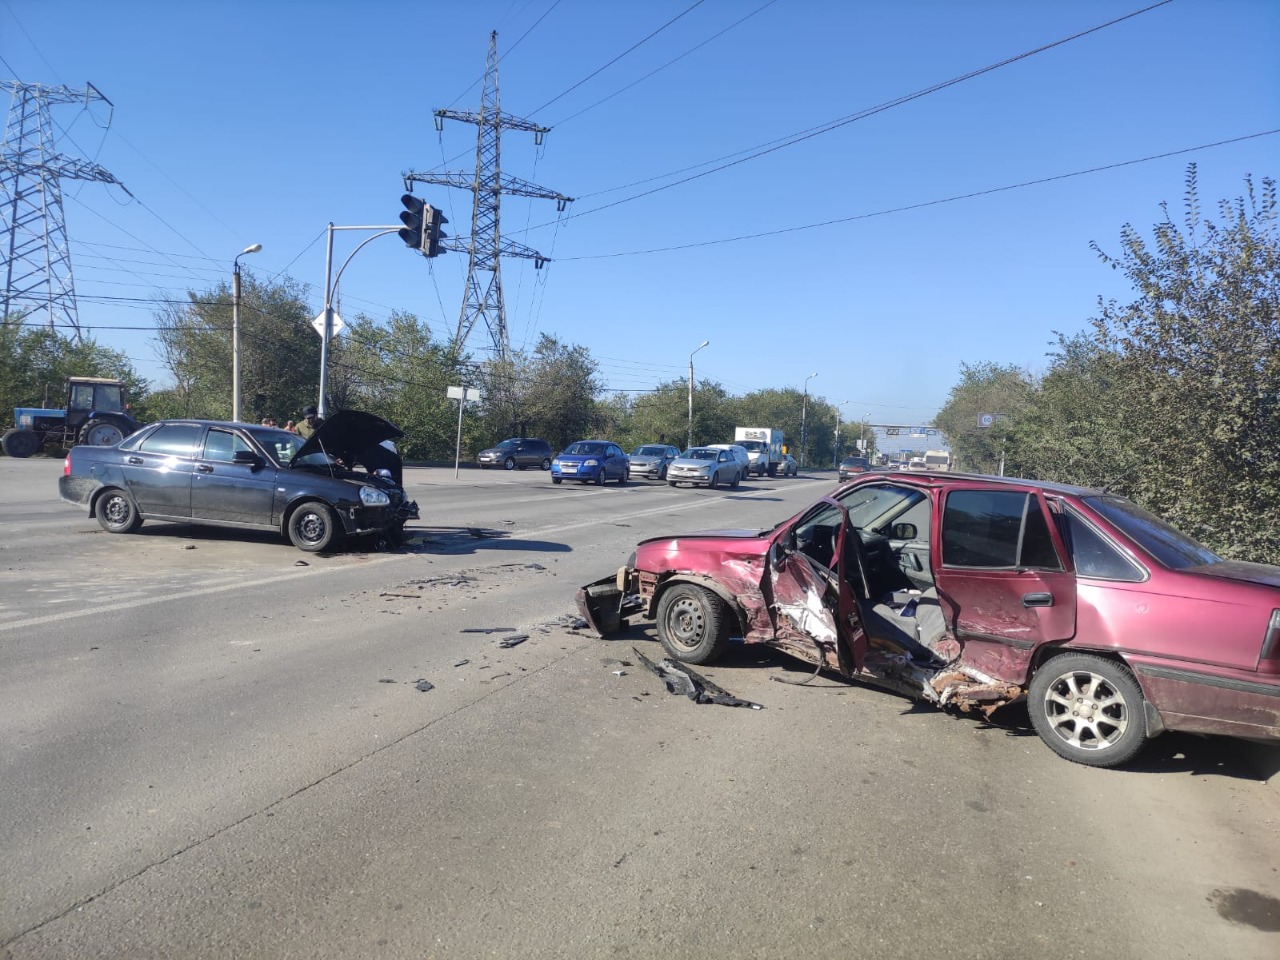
[767,497,868,675]
[933,485,1076,684]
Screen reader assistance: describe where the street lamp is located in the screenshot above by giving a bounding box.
[232,243,262,423]
[799,372,818,468]
[687,340,709,450]
[833,400,850,469]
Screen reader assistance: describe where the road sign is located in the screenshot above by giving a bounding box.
[447,386,482,403]
[977,413,995,428]
[311,311,344,338]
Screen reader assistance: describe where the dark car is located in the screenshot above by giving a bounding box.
[578,471,1280,768]
[59,411,419,552]
[628,444,681,481]
[551,440,629,485]
[837,456,871,481]
[477,438,553,471]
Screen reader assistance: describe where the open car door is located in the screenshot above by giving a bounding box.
[766,497,869,677]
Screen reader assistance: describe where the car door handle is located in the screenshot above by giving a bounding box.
[1023,592,1054,608]
[196,464,214,473]
[127,456,143,465]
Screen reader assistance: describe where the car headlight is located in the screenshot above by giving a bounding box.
[359,486,390,506]
[552,459,561,467]
[584,459,599,466]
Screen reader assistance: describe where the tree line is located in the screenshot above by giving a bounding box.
[4,166,1276,560]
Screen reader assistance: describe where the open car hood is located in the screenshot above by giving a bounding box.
[292,410,404,467]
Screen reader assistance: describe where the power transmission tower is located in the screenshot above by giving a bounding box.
[1,80,130,336]
[404,31,571,362]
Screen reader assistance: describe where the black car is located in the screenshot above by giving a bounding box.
[476,437,553,470]
[58,411,419,552]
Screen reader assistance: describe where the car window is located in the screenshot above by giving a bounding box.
[1082,495,1220,570]
[93,386,123,412]
[1062,507,1146,581]
[138,423,201,457]
[564,442,605,456]
[836,483,923,530]
[942,489,1063,570]
[202,428,256,462]
[69,384,95,409]
[685,449,717,460]
[246,427,305,464]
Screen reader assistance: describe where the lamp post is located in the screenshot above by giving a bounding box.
[860,413,868,455]
[834,400,850,469]
[687,340,709,450]
[799,372,817,468]
[232,243,262,423]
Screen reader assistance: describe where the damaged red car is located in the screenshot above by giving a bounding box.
[577,474,1280,767]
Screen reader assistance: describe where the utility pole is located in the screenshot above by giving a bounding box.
[1,81,130,335]
[404,31,572,363]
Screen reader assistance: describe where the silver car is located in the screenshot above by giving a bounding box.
[706,443,751,483]
[667,447,742,489]
[629,444,681,481]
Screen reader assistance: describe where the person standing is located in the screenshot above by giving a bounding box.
[295,405,324,439]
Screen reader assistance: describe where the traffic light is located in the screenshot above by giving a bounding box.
[398,194,425,250]
[423,205,448,258]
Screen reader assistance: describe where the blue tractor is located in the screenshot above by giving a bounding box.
[2,377,141,458]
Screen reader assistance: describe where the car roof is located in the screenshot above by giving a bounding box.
[870,470,1105,497]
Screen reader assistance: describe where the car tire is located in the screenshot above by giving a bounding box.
[595,470,605,486]
[618,470,628,486]
[504,457,516,471]
[552,476,562,484]
[288,500,340,553]
[94,487,143,534]
[1028,653,1149,768]
[656,583,733,665]
[1,428,41,459]
[708,472,719,490]
[78,419,126,447]
[730,471,741,489]
[668,480,678,487]
[541,458,552,470]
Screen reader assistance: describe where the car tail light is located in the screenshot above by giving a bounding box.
[1262,610,1280,660]
[63,455,71,476]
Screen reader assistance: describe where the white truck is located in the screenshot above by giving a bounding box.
[924,449,951,471]
[733,427,786,477]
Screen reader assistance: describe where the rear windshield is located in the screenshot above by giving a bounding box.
[1082,495,1220,570]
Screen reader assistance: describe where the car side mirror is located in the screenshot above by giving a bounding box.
[233,450,263,468]
[890,522,917,540]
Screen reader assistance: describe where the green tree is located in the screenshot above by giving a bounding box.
[1084,166,1280,560]
[933,362,1035,474]
[151,275,317,422]
[476,335,603,450]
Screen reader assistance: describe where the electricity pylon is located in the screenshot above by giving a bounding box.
[1,80,130,336]
[403,31,571,362]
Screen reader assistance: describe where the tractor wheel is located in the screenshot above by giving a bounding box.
[79,419,126,447]
[1,428,41,459]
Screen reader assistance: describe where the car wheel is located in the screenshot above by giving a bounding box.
[94,488,143,534]
[656,583,733,665]
[1028,654,1149,768]
[708,471,719,490]
[618,470,628,486]
[541,458,552,470]
[504,457,516,471]
[288,500,340,553]
[1,428,41,458]
[79,419,125,447]
[668,480,678,487]
[730,470,741,489]
[552,476,562,484]
[595,470,605,486]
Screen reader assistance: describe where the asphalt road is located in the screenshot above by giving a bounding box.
[2,456,1279,959]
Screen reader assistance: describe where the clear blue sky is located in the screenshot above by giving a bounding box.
[3,0,1277,433]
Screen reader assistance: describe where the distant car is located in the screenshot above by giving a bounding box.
[706,444,751,483]
[780,454,799,477]
[477,438,553,471]
[551,440,629,485]
[838,456,871,481]
[667,447,741,489]
[628,444,681,481]
[579,472,1280,768]
[58,411,419,552]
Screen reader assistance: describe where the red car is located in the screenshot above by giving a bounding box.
[578,472,1280,767]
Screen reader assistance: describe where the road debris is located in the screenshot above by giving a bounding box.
[633,646,763,709]
[294,560,309,566]
[454,659,471,667]
[461,627,515,634]
[414,679,435,693]
[380,592,421,600]
[497,633,529,648]
[378,678,396,684]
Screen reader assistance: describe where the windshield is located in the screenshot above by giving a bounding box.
[564,442,606,456]
[633,446,667,457]
[1083,495,1221,570]
[738,440,766,452]
[681,448,718,461]
[836,482,924,530]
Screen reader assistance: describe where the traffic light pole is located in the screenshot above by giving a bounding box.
[316,223,399,417]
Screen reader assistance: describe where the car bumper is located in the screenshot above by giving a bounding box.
[333,497,419,535]
[59,475,98,508]
[668,471,710,484]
